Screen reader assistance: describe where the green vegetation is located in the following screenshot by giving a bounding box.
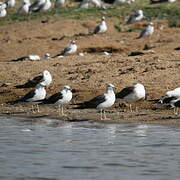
[0,1,180,27]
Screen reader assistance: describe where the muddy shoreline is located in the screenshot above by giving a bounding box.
[0,18,180,125]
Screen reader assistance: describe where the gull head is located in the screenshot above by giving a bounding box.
[44,53,50,58]
[43,70,51,78]
[149,22,154,26]
[138,10,143,14]
[102,16,105,21]
[107,83,115,89]
[62,85,71,91]
[71,40,76,44]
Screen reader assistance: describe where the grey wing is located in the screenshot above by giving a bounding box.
[29,0,40,11]
[31,3,44,12]
[60,46,71,56]
[41,92,63,104]
[137,29,146,39]
[10,56,28,62]
[94,25,100,34]
[127,12,139,24]
[116,86,135,99]
[15,75,43,88]
[79,94,106,109]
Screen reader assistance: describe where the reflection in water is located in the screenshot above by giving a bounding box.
[0,116,180,180]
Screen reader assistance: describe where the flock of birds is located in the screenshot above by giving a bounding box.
[0,0,177,17]
[10,13,154,61]
[1,0,179,119]
[8,70,180,119]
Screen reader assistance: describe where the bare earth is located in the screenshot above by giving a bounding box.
[0,17,180,125]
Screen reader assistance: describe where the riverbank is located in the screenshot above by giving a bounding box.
[0,8,180,125]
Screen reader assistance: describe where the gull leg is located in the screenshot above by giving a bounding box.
[103,110,106,120]
[61,106,67,116]
[129,104,132,112]
[174,108,179,115]
[100,109,103,120]
[58,105,61,116]
[31,105,35,114]
[36,104,40,113]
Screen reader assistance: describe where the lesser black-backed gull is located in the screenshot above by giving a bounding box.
[116,83,146,112]
[76,84,115,120]
[53,40,77,58]
[15,70,52,88]
[137,22,154,39]
[94,17,107,34]
[40,85,72,116]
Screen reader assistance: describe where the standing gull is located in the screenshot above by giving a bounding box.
[8,83,46,112]
[93,17,107,34]
[40,85,72,116]
[116,83,146,112]
[15,70,52,88]
[126,10,144,24]
[76,84,116,120]
[137,22,154,39]
[53,40,77,58]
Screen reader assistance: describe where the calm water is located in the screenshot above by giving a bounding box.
[0,116,180,180]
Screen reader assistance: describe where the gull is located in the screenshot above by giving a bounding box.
[79,0,90,8]
[29,0,45,12]
[126,10,144,24]
[114,0,134,4]
[17,0,30,15]
[30,0,51,12]
[5,0,15,8]
[8,82,46,112]
[40,85,72,116]
[80,0,105,8]
[55,0,65,8]
[137,22,154,39]
[53,40,77,58]
[0,3,7,17]
[10,53,50,62]
[93,16,107,34]
[158,87,180,104]
[15,70,52,88]
[76,84,116,120]
[116,83,146,112]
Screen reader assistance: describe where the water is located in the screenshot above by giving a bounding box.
[0,116,180,180]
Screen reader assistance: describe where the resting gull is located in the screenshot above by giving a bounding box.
[116,83,146,112]
[126,10,144,24]
[137,22,154,39]
[11,53,50,62]
[17,0,30,15]
[94,16,107,34]
[15,70,52,88]
[158,87,180,104]
[53,40,77,58]
[5,0,15,8]
[76,84,115,120]
[40,85,72,116]
[55,0,65,8]
[0,3,7,17]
